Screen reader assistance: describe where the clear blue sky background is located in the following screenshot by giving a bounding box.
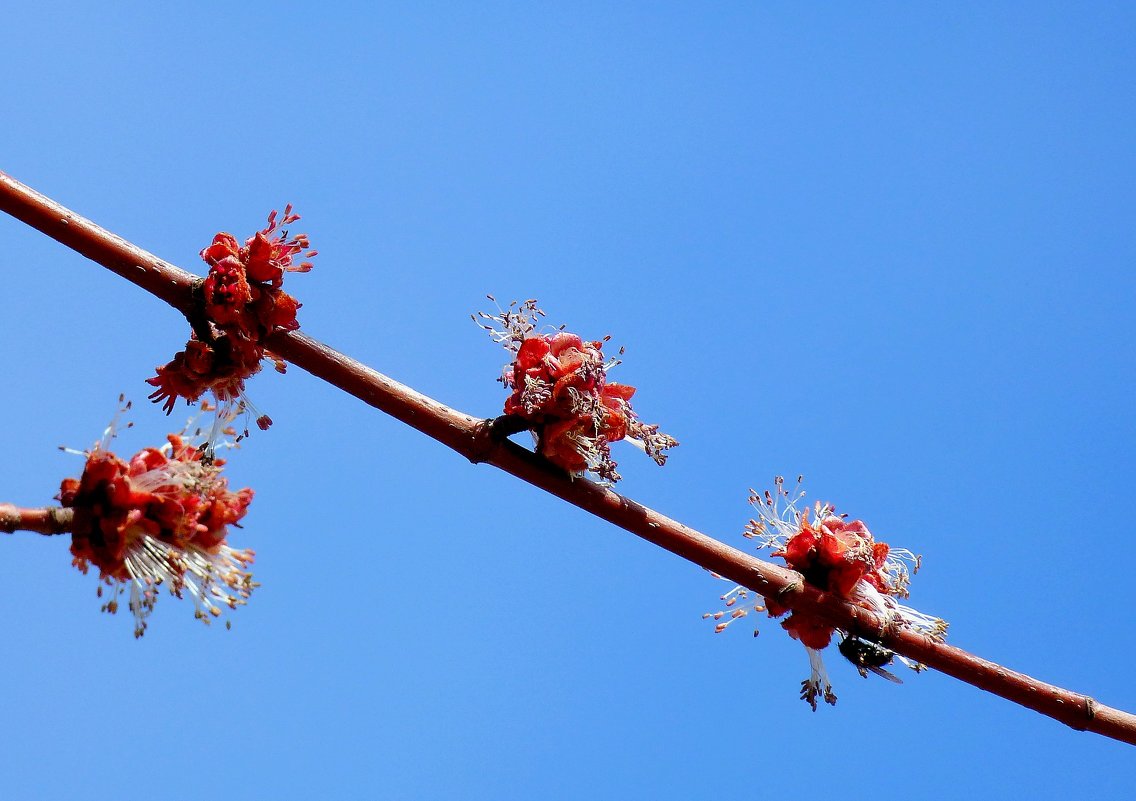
[2,3,1134,799]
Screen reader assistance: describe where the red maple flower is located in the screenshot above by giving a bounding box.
[148,206,316,430]
[707,477,947,710]
[477,299,677,483]
[61,403,257,637]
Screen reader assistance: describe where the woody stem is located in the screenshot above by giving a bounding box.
[2,168,1135,746]
[0,504,73,535]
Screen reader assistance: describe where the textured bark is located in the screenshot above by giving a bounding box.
[0,504,73,535]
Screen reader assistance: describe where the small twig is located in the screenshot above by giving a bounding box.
[1,168,1133,745]
[0,504,73,536]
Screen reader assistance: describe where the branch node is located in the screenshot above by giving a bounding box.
[186,277,215,345]
[775,575,805,601]
[1072,695,1099,731]
[45,506,69,536]
[469,415,541,464]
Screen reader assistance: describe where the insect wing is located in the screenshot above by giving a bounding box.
[865,664,904,685]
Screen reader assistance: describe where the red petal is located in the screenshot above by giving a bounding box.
[516,337,551,370]
[781,613,834,650]
[200,233,240,265]
[548,332,584,356]
[603,382,636,402]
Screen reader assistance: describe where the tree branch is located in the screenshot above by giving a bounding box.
[0,504,73,535]
[2,168,1133,745]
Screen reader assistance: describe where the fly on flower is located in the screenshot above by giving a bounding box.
[705,476,948,710]
[475,297,677,484]
[59,398,257,637]
[837,634,903,684]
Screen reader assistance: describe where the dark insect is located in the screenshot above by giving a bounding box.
[838,634,903,684]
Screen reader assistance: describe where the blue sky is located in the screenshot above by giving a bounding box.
[2,3,1134,798]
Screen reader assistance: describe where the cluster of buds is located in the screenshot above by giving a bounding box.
[476,298,676,483]
[707,477,947,709]
[147,206,316,431]
[60,402,256,637]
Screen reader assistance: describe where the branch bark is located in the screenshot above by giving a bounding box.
[2,169,1133,745]
[0,504,73,535]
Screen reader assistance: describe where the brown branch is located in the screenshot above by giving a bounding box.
[0,504,73,535]
[2,168,1134,746]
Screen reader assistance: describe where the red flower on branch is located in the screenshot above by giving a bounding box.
[706,477,947,709]
[60,401,257,637]
[147,206,316,431]
[476,299,677,484]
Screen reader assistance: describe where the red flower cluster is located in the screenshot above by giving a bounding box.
[147,206,316,429]
[506,332,637,480]
[61,419,256,637]
[478,300,676,483]
[763,511,892,650]
[708,478,946,710]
